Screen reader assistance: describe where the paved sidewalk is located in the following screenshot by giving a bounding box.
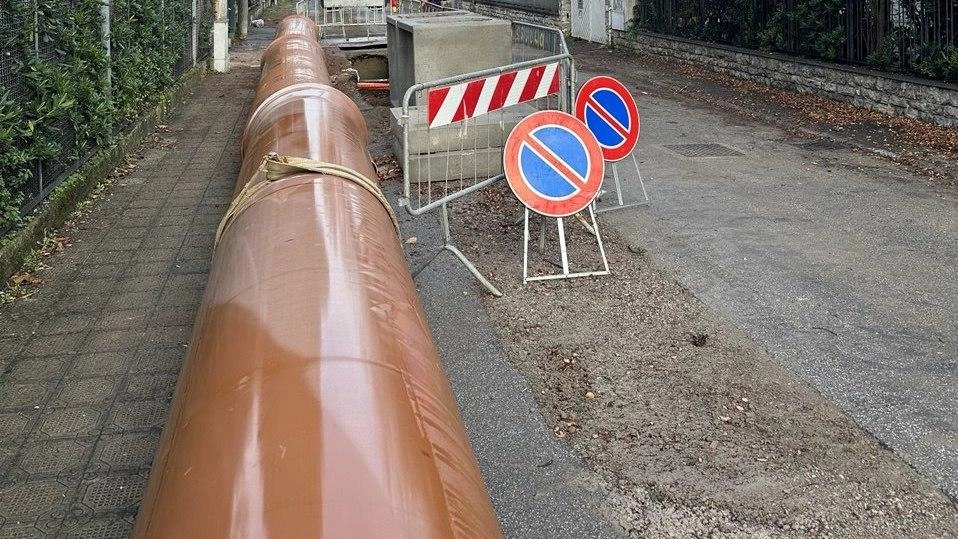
[571,43,958,498]
[0,59,258,539]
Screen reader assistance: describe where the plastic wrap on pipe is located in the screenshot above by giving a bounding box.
[132,14,503,539]
[239,83,375,191]
[132,173,502,537]
[273,13,320,40]
[259,33,327,72]
[251,55,331,119]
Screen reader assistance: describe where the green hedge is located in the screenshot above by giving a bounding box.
[0,0,204,232]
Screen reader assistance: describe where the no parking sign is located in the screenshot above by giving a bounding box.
[503,111,605,218]
[574,76,640,162]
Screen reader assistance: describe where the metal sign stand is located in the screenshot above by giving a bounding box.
[522,207,610,283]
[411,202,503,297]
[595,150,650,214]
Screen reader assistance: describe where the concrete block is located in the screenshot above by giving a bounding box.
[387,12,512,107]
[390,103,536,155]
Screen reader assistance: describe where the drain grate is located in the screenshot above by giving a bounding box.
[664,143,744,157]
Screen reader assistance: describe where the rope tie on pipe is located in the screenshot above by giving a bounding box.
[215,153,401,246]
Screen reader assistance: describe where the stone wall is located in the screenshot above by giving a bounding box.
[613,30,958,128]
[459,0,571,35]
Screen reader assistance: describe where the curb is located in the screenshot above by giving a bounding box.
[0,62,209,284]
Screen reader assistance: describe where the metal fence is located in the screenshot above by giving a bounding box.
[0,0,211,233]
[472,0,560,16]
[631,0,958,80]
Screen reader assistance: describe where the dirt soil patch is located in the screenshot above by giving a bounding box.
[451,186,958,538]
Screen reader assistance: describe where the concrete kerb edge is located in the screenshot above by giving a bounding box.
[0,62,210,284]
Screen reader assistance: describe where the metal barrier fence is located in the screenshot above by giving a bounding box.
[305,0,451,38]
[395,19,573,295]
[319,4,388,38]
[399,21,573,217]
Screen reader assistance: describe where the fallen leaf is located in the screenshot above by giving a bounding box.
[9,272,43,286]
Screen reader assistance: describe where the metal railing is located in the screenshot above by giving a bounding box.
[319,4,388,38]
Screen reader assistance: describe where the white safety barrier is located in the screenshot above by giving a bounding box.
[396,21,575,295]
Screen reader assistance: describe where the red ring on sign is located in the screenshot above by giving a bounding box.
[503,110,605,218]
[574,75,640,162]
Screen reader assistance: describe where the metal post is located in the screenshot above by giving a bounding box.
[192,0,198,66]
[238,0,249,39]
[213,0,230,72]
[100,0,112,97]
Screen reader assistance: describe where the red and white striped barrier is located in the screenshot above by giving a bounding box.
[426,62,561,128]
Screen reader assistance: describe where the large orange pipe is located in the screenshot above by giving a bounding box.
[132,16,502,539]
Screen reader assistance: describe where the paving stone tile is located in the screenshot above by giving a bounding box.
[93,309,153,330]
[95,237,142,252]
[38,408,101,438]
[79,330,145,354]
[60,516,132,539]
[138,235,182,251]
[131,248,178,263]
[0,445,17,478]
[149,306,196,327]
[156,288,200,307]
[156,206,194,218]
[37,316,94,336]
[17,437,95,476]
[0,381,53,410]
[128,197,166,209]
[79,473,145,513]
[167,273,208,290]
[128,347,183,374]
[22,334,86,357]
[0,335,26,359]
[60,279,115,298]
[108,400,168,432]
[69,354,129,378]
[92,432,159,471]
[169,259,210,274]
[73,264,124,281]
[115,274,166,293]
[52,294,109,315]
[122,374,177,401]
[0,412,35,440]
[84,251,135,266]
[53,378,118,407]
[149,225,190,238]
[120,208,160,221]
[0,521,46,538]
[4,357,70,382]
[103,292,159,313]
[109,227,149,238]
[125,262,169,277]
[0,479,72,521]
[191,213,222,226]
